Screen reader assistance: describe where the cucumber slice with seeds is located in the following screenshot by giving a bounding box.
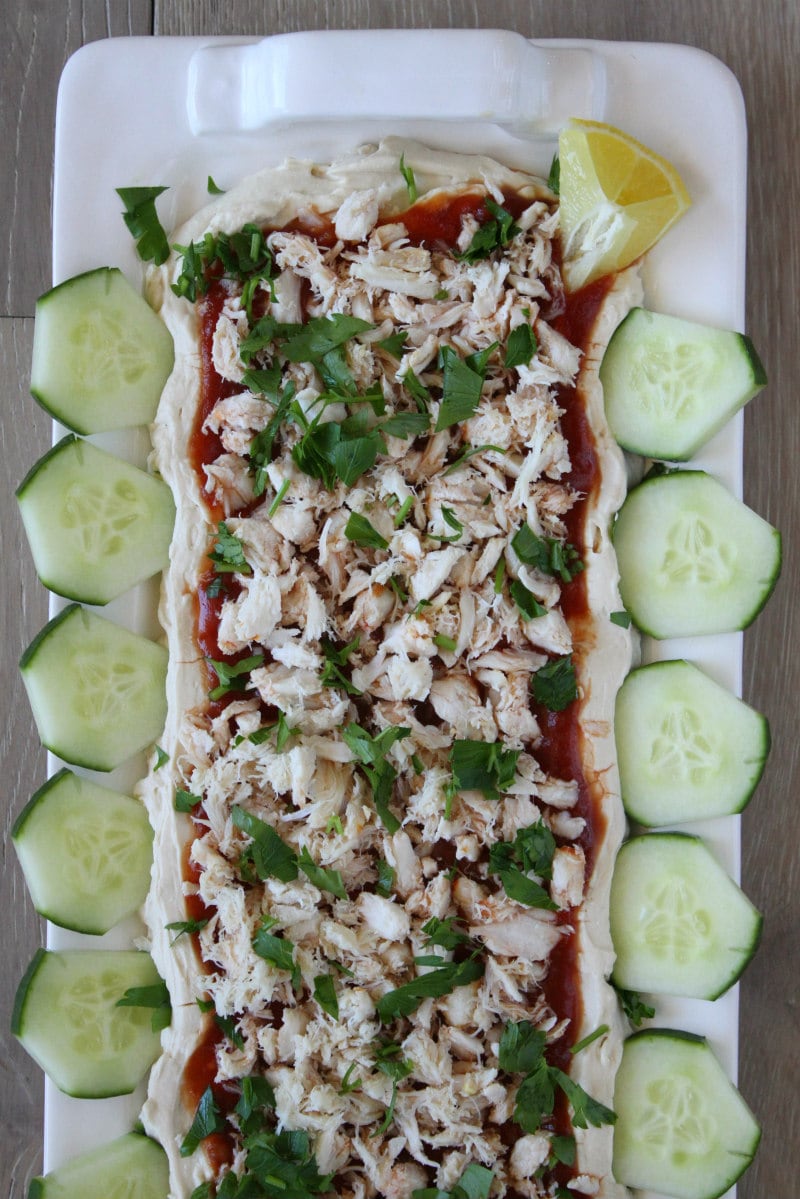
[613,1029,761,1199]
[30,267,174,434]
[16,435,175,605]
[12,768,153,934]
[601,307,767,460]
[615,660,770,825]
[613,470,781,638]
[610,834,762,999]
[20,604,167,771]
[12,949,163,1098]
[29,1132,169,1199]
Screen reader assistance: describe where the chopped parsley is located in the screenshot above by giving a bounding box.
[166,918,209,944]
[208,521,251,575]
[448,738,519,800]
[610,608,633,628]
[509,577,547,620]
[313,973,339,1020]
[231,805,299,883]
[207,175,225,195]
[548,153,561,196]
[206,653,264,701]
[531,654,578,712]
[180,1085,226,1157]
[443,442,506,475]
[172,222,275,312]
[489,820,558,911]
[499,1019,616,1134]
[115,982,171,1032]
[153,744,169,770]
[344,512,389,550]
[433,633,458,653]
[511,523,583,582]
[615,986,656,1026]
[215,1013,245,1050]
[342,723,411,832]
[116,186,170,265]
[372,1040,414,1136]
[379,330,408,358]
[248,383,297,496]
[412,1163,494,1199]
[399,153,419,203]
[434,345,489,431]
[320,635,363,695]
[174,789,202,813]
[504,321,538,369]
[297,846,348,900]
[376,954,485,1023]
[252,917,301,989]
[571,1024,610,1055]
[456,197,521,264]
[375,859,396,897]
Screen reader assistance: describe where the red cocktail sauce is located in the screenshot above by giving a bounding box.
[183,192,615,1185]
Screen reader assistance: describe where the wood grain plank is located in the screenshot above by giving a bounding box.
[0,318,51,1199]
[0,0,153,318]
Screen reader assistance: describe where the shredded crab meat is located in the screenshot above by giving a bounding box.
[159,171,617,1199]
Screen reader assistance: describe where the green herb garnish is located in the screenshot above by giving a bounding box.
[511,523,583,582]
[531,654,578,712]
[399,153,419,204]
[434,345,488,431]
[206,653,264,701]
[448,738,519,800]
[456,198,521,264]
[180,1085,226,1157]
[116,982,171,1032]
[320,635,363,696]
[615,986,655,1026]
[208,521,251,575]
[166,918,209,944]
[175,790,202,812]
[509,578,547,620]
[376,954,484,1023]
[313,974,339,1019]
[344,512,389,550]
[489,819,557,911]
[342,723,411,832]
[117,186,170,265]
[504,322,538,368]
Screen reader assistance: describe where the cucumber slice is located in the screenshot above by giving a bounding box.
[20,604,168,772]
[601,307,767,460]
[613,470,781,638]
[29,1132,168,1199]
[16,435,175,605]
[615,660,770,825]
[613,1028,761,1198]
[12,768,153,935]
[30,267,174,434]
[610,833,762,999]
[12,949,163,1097]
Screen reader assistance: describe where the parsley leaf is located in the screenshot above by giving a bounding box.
[531,654,578,712]
[298,846,348,900]
[413,1164,494,1199]
[616,986,655,1026]
[399,153,419,204]
[320,635,363,696]
[313,973,339,1019]
[379,330,408,358]
[551,1135,576,1167]
[571,1024,610,1055]
[551,1066,617,1128]
[116,186,170,265]
[345,512,389,550]
[281,313,374,365]
[175,790,202,813]
[252,918,300,989]
[248,382,296,496]
[166,918,209,943]
[206,653,264,701]
[342,723,411,832]
[499,1020,547,1074]
[207,175,225,195]
[435,345,487,431]
[372,1040,414,1136]
[231,805,299,883]
[511,523,583,582]
[153,745,169,770]
[235,1074,276,1136]
[242,1128,333,1198]
[377,954,484,1022]
[215,1013,245,1050]
[505,322,538,369]
[421,916,473,951]
[443,442,506,475]
[375,859,396,897]
[116,982,171,1032]
[449,738,519,800]
[208,521,251,575]
[509,577,547,620]
[172,222,275,311]
[180,1085,227,1157]
[610,609,632,628]
[548,154,561,196]
[490,832,557,911]
[456,197,521,263]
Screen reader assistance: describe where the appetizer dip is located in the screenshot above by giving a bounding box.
[138,138,639,1199]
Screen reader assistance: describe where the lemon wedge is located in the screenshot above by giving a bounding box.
[558,119,691,291]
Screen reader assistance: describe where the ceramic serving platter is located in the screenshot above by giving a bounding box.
[44,30,750,1198]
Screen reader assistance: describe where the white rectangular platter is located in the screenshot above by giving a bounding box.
[45,29,750,1199]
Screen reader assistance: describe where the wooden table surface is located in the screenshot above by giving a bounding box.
[1,3,797,1197]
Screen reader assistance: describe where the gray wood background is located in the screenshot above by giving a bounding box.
[1,2,797,1196]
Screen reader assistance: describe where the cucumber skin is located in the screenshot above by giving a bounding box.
[615,659,771,826]
[601,308,768,460]
[613,470,782,639]
[13,950,163,1098]
[610,833,763,1000]
[613,1028,761,1199]
[30,267,174,435]
[16,434,175,606]
[19,604,168,772]
[12,768,153,935]
[27,1131,169,1199]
